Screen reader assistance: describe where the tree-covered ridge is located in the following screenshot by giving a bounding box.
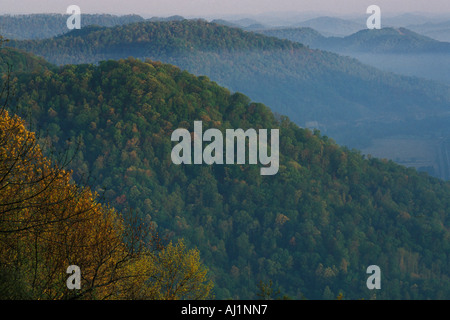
[258,27,326,48]
[0,13,145,40]
[5,19,450,164]
[259,27,450,54]
[8,19,304,64]
[334,27,450,53]
[7,57,450,300]
[0,46,53,74]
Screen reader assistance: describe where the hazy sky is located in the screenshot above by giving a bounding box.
[2,0,450,17]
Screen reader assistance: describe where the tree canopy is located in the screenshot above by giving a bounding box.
[3,56,449,299]
[0,65,213,299]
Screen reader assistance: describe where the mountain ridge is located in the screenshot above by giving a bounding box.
[6,19,450,179]
[0,13,146,40]
[3,51,450,299]
[259,26,450,54]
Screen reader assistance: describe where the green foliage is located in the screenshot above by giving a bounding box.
[6,19,450,180]
[6,57,450,300]
[0,47,53,74]
[0,13,145,40]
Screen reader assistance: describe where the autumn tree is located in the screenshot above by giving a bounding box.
[147,240,213,300]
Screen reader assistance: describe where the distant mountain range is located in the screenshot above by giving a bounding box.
[2,46,450,300]
[407,20,450,42]
[259,26,450,54]
[3,12,449,43]
[258,26,450,87]
[212,16,366,35]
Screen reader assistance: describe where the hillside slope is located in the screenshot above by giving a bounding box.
[0,13,145,40]
[5,56,450,299]
[0,46,54,74]
[6,19,450,179]
[259,27,450,53]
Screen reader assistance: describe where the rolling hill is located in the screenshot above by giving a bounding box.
[5,19,450,180]
[407,20,450,42]
[292,16,365,37]
[0,46,53,74]
[258,26,450,54]
[0,13,145,40]
[2,47,450,299]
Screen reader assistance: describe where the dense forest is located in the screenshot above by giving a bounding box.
[6,19,450,180]
[1,47,449,299]
[0,46,53,74]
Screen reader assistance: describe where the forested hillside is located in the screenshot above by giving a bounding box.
[0,58,213,299]
[4,53,449,299]
[0,13,145,40]
[6,19,450,180]
[259,27,450,54]
[0,46,53,74]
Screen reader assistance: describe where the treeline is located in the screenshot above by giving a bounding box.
[5,55,450,299]
[0,47,53,74]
